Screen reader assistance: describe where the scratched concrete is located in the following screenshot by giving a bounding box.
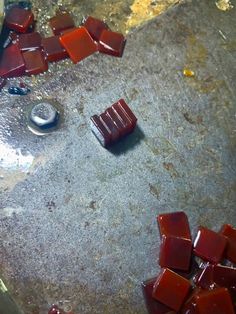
[0,0,236,313]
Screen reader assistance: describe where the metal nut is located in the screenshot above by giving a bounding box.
[30,101,59,130]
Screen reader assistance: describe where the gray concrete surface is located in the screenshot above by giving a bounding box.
[0,0,236,313]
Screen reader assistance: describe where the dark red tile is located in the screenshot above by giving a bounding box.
[220,224,236,264]
[49,12,75,35]
[42,36,68,62]
[5,7,34,33]
[193,226,227,263]
[84,16,109,41]
[23,50,48,75]
[142,277,176,314]
[99,30,126,57]
[60,27,98,64]
[152,268,191,312]
[158,212,191,239]
[18,32,42,51]
[0,44,25,78]
[157,212,192,271]
[195,287,234,314]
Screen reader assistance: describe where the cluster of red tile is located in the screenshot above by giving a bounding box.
[142,212,236,313]
[90,99,137,147]
[0,6,126,85]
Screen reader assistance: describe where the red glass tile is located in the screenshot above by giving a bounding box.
[90,99,137,147]
[23,50,48,75]
[18,32,42,51]
[99,30,126,57]
[152,268,191,311]
[158,212,191,239]
[157,212,192,271]
[60,27,98,64]
[84,16,109,42]
[159,236,192,271]
[49,12,75,35]
[193,226,227,263]
[195,287,235,314]
[5,7,34,33]
[220,224,236,263]
[142,277,176,314]
[42,36,68,62]
[0,44,25,78]
[0,77,6,90]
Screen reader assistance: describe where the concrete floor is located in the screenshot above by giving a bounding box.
[0,0,236,313]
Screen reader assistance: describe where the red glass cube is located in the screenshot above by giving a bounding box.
[23,50,48,75]
[42,36,68,62]
[5,7,34,33]
[49,12,75,36]
[142,277,176,314]
[220,224,236,263]
[157,212,192,271]
[195,287,235,314]
[90,99,137,147]
[84,16,109,42]
[60,27,98,64]
[18,32,42,51]
[193,226,227,263]
[99,30,126,57]
[0,44,25,78]
[152,268,191,311]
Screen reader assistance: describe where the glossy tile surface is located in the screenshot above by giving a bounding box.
[42,36,68,62]
[18,32,42,51]
[194,227,227,263]
[142,277,176,314]
[23,50,48,75]
[195,287,235,314]
[49,12,75,35]
[84,16,108,41]
[0,44,25,78]
[60,27,97,64]
[152,268,191,311]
